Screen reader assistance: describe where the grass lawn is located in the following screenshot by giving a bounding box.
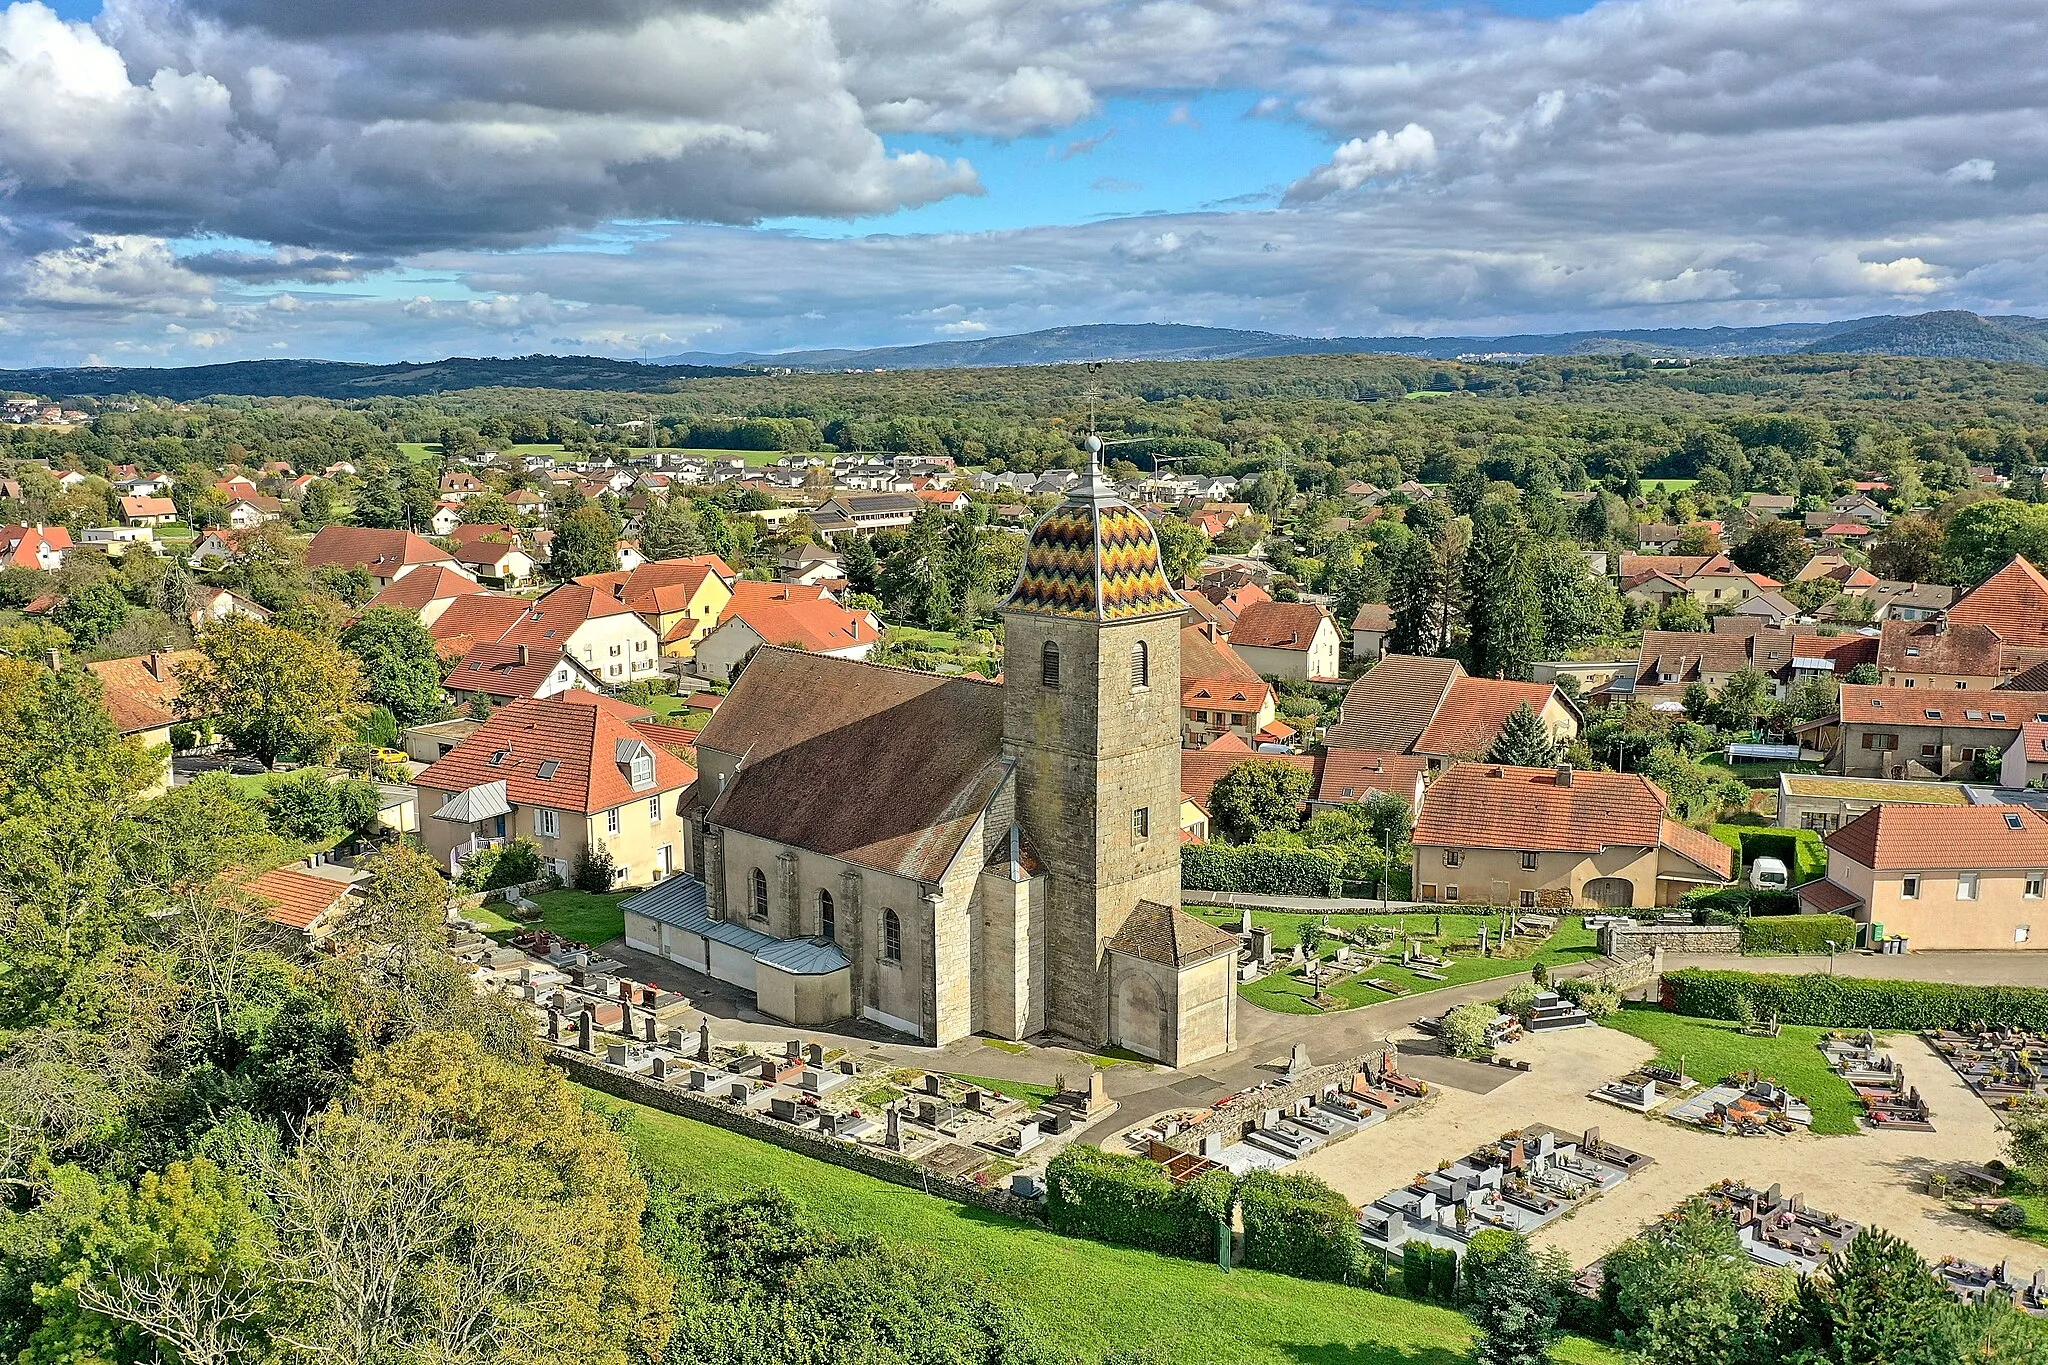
[639,693,713,727]
[604,1093,1626,1365]
[398,441,572,463]
[1600,1006,1864,1135]
[1192,908,1601,1014]
[948,1074,1057,1110]
[473,889,630,945]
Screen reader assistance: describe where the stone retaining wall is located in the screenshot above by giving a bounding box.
[552,1051,1048,1224]
[1598,923,1741,960]
[1160,1044,1411,1150]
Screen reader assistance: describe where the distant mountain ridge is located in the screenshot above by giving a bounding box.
[5,311,2047,399]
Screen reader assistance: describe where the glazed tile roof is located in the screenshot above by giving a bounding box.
[1825,803,2048,871]
[1007,472,1183,621]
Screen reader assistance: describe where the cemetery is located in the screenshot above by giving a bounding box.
[1589,1063,1693,1114]
[1693,1181,1861,1273]
[1664,1072,1816,1134]
[1818,1030,1934,1131]
[1358,1124,1654,1258]
[1934,1257,2048,1314]
[1927,1025,2048,1108]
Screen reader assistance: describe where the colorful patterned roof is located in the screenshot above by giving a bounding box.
[1007,458,1183,620]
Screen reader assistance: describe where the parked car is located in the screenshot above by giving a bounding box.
[1749,856,1790,891]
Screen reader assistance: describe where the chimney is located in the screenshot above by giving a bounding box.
[1555,763,1573,787]
[517,644,530,666]
[145,651,164,681]
[613,583,625,600]
[1202,621,1217,641]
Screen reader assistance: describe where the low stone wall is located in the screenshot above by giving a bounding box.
[1577,950,1663,1000]
[1598,923,1740,960]
[1160,1045,1410,1151]
[552,1051,1048,1224]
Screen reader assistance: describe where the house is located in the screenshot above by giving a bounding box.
[1351,603,1393,662]
[1312,750,1431,810]
[1874,619,2044,690]
[497,582,664,686]
[1796,805,2048,950]
[1729,589,1801,625]
[1635,523,1687,554]
[1410,762,1735,909]
[1226,600,1342,682]
[243,865,357,942]
[1866,581,1954,622]
[576,556,736,658]
[363,565,487,628]
[1775,773,1976,834]
[619,460,1237,1065]
[1178,735,1318,826]
[1796,554,1880,595]
[776,545,845,587]
[1324,655,1580,766]
[78,526,154,557]
[1617,553,1769,609]
[1947,556,2048,651]
[692,598,883,684]
[415,692,696,884]
[439,470,485,501]
[807,492,921,541]
[1596,625,1873,711]
[85,649,203,793]
[616,540,646,572]
[306,526,460,588]
[428,503,464,536]
[0,524,70,570]
[223,495,283,529]
[448,538,538,588]
[1180,622,1276,746]
[1747,493,1797,518]
[1833,684,2048,779]
[119,495,179,527]
[2001,723,2048,790]
[444,642,609,706]
[189,588,272,628]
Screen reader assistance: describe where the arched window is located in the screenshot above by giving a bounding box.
[749,868,769,921]
[1041,640,1061,689]
[883,909,902,962]
[818,889,836,941]
[1130,639,1149,691]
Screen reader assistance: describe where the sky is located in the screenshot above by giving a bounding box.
[0,0,2042,368]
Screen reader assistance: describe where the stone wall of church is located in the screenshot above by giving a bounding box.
[976,865,1045,1040]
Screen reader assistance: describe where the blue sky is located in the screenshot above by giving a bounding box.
[0,0,2038,366]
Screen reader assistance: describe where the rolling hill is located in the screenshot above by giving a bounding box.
[0,354,743,400]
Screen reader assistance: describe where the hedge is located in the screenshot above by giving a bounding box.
[1680,885,1799,919]
[1237,1170,1360,1283]
[1664,968,2048,1031]
[1739,914,1858,954]
[1181,843,1344,897]
[1709,824,1828,885]
[1044,1146,1226,1259]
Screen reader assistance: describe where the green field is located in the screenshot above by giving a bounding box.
[605,1093,1625,1365]
[1600,1007,1864,1135]
[397,441,573,463]
[1189,908,1600,1015]
[471,889,628,946]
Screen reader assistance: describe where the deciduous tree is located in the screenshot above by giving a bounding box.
[177,619,366,768]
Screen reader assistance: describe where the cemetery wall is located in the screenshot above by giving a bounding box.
[552,1051,1049,1224]
[1598,922,1740,959]
[1161,1045,1414,1150]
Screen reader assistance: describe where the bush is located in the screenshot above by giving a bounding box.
[458,837,548,893]
[1993,1201,2030,1231]
[1402,1242,1431,1297]
[1441,1002,1495,1058]
[1680,885,1798,918]
[1181,843,1344,896]
[1499,982,1542,1020]
[264,770,342,841]
[169,723,196,751]
[1045,1146,1227,1259]
[1665,969,2048,1031]
[1559,979,1621,1019]
[333,778,381,832]
[571,841,618,893]
[1429,1245,1459,1302]
[1237,1170,1360,1283]
[1709,824,1828,885]
[354,704,399,749]
[1739,914,1857,954]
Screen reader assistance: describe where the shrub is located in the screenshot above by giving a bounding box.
[1739,914,1857,954]
[333,778,381,832]
[264,770,342,840]
[1993,1201,2030,1231]
[169,723,197,751]
[1237,1170,1360,1283]
[1430,1245,1459,1302]
[1045,1146,1226,1259]
[1402,1242,1431,1297]
[1441,1002,1495,1058]
[458,837,548,893]
[1181,843,1344,896]
[1559,979,1621,1019]
[571,841,618,893]
[1665,969,2048,1031]
[1709,824,1828,885]
[1499,982,1542,1020]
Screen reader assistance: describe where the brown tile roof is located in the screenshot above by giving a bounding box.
[1825,803,2048,871]
[1618,552,1744,581]
[1352,603,1393,632]
[1414,763,1716,869]
[717,598,880,653]
[1948,557,2048,648]
[1315,750,1429,805]
[1876,620,2007,676]
[720,579,833,620]
[699,650,1007,883]
[1326,655,1463,752]
[1839,684,2048,727]
[445,643,596,701]
[416,692,692,815]
[1414,677,1565,760]
[425,593,532,653]
[1106,900,1239,967]
[244,866,352,931]
[1182,679,1274,712]
[1179,749,1318,813]
[86,649,203,730]
[365,565,485,614]
[2005,660,2048,692]
[1797,879,1864,914]
[1181,622,1263,684]
[306,526,453,575]
[1659,819,1739,880]
[1229,600,1333,651]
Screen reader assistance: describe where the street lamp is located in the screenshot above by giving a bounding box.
[1824,938,1838,974]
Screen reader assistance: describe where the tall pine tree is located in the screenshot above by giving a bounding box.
[1487,702,1562,768]
[1464,502,1543,680]
[1388,534,1443,656]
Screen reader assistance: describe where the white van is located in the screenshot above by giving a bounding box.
[1748,856,1790,891]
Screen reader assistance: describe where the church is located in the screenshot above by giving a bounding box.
[620,441,1240,1067]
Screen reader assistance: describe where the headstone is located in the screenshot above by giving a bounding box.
[641,984,659,1006]
[697,1021,713,1062]
[1581,1126,1600,1151]
[688,1069,709,1092]
[1011,1172,1046,1199]
[1261,1107,1282,1129]
[617,979,634,1001]
[1014,1120,1042,1152]
[805,1042,826,1067]
[546,1008,561,1042]
[641,1013,657,1043]
[759,1059,780,1081]
[650,1056,668,1081]
[665,1027,685,1050]
[1766,1182,1783,1208]
[1240,905,1253,934]
[1044,1109,1071,1134]
[576,1010,594,1053]
[964,1088,987,1113]
[786,1039,803,1061]
[729,1081,749,1102]
[924,1073,944,1096]
[1250,925,1273,965]
[1535,1129,1555,1158]
[606,1042,629,1067]
[885,1105,904,1151]
[1088,1069,1108,1112]
[1200,1132,1224,1158]
[1285,1043,1311,1079]
[800,1069,823,1092]
[837,1058,858,1076]
[770,1096,798,1122]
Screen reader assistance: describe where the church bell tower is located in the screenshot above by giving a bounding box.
[1001,436,1187,1046]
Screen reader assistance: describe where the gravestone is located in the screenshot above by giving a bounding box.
[837,1058,858,1076]
[800,1069,823,1092]
[665,1027,685,1050]
[546,1008,561,1042]
[964,1088,987,1113]
[1201,1132,1224,1158]
[1535,1129,1555,1159]
[1240,906,1253,934]
[641,1014,657,1043]
[1014,1120,1042,1153]
[885,1105,904,1151]
[576,1011,594,1053]
[924,1073,944,1096]
[1250,925,1273,965]
[606,1042,629,1067]
[688,1069,709,1092]
[1087,1069,1109,1113]
[697,1021,713,1062]
[1285,1043,1311,1079]
[770,1096,798,1122]
[805,1042,826,1067]
[617,979,634,1001]
[641,984,659,1006]
[650,1056,668,1081]
[729,1081,750,1102]
[785,1039,803,1061]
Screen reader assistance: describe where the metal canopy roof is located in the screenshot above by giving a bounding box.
[433,780,510,823]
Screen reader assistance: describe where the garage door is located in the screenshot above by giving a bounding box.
[1585,877,1635,909]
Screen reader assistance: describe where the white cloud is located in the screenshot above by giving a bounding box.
[22,234,215,310]
[936,319,991,334]
[1286,124,1437,201]
[1856,256,1949,295]
[1946,158,1997,183]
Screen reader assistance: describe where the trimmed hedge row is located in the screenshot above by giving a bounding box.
[1238,1170,1360,1283]
[1044,1146,1225,1259]
[1709,824,1828,885]
[1665,968,2048,1030]
[1738,914,1858,954]
[1181,843,1344,896]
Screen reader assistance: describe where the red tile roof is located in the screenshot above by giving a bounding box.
[306,526,452,575]
[719,598,880,653]
[574,556,732,615]
[445,643,596,701]
[1179,749,1318,813]
[1229,600,1334,651]
[1415,762,1730,878]
[720,579,833,620]
[1659,819,1740,879]
[1315,750,1429,805]
[244,866,352,931]
[1949,556,2048,648]
[1876,620,2008,677]
[425,593,532,653]
[85,650,203,731]
[1414,677,1565,760]
[1825,803,2048,871]
[365,565,486,614]
[1839,684,2048,728]
[416,692,693,815]
[120,495,177,518]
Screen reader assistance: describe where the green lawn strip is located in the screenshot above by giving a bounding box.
[1599,1007,1864,1135]
[948,1074,1057,1110]
[981,1038,1029,1055]
[1991,1190,2048,1251]
[528,889,628,945]
[467,902,523,934]
[604,1094,1625,1365]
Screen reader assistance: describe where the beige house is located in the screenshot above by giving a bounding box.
[414,692,695,885]
[1411,762,1735,909]
[1834,684,2048,779]
[1227,600,1343,681]
[1179,622,1276,745]
[1618,553,1771,609]
[1799,804,2048,949]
